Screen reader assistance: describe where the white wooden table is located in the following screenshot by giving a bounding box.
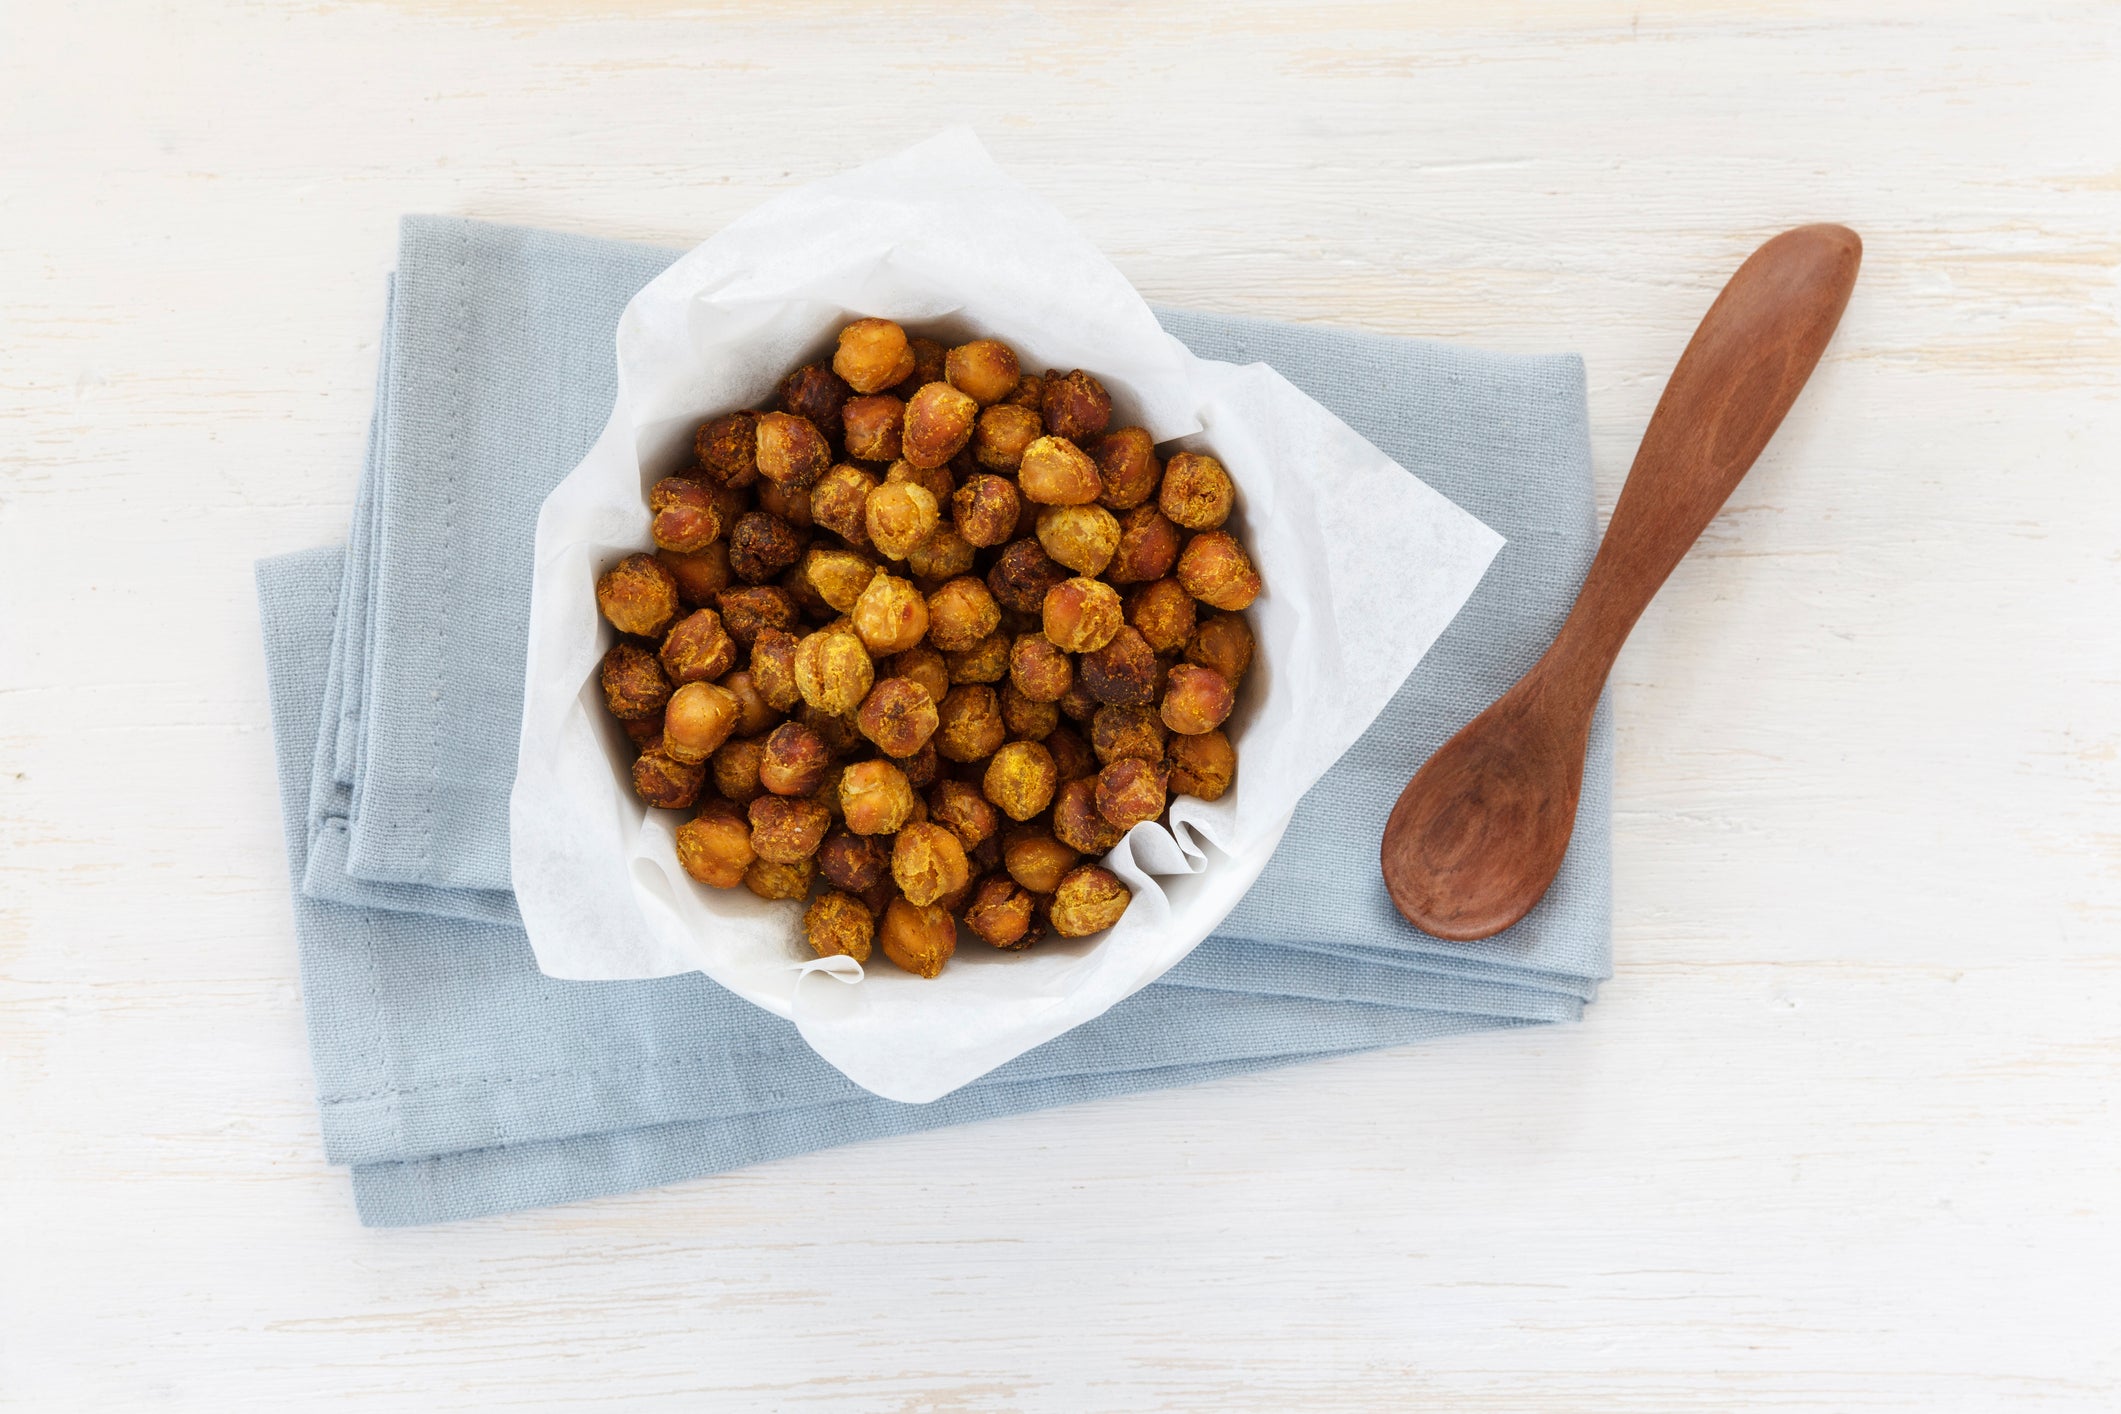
[5,3,2117,1408]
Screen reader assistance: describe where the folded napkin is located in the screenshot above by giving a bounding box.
[260,217,1610,1226]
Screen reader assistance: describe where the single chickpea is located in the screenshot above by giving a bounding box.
[905,524,976,582]
[965,875,1038,950]
[757,721,831,796]
[1003,828,1079,895]
[851,571,930,655]
[1041,577,1124,654]
[833,318,916,395]
[817,826,891,894]
[792,627,874,717]
[934,684,1007,763]
[856,677,939,758]
[747,628,802,710]
[1040,369,1113,442]
[840,393,905,463]
[719,671,781,737]
[986,538,1072,615]
[1052,776,1123,854]
[927,778,1000,851]
[802,546,878,614]
[1159,452,1235,530]
[1167,729,1236,801]
[999,682,1059,741]
[748,794,831,864]
[1125,578,1198,654]
[1008,633,1073,703]
[675,799,756,888]
[952,474,1022,547]
[662,681,743,763]
[1079,624,1160,708]
[658,543,733,608]
[597,553,680,638]
[696,410,759,487]
[755,478,814,529]
[898,739,940,789]
[891,821,970,907]
[709,734,767,805]
[1092,704,1168,766]
[1106,506,1182,585]
[659,610,736,690]
[1161,663,1235,736]
[1185,613,1255,687]
[1017,435,1103,506]
[1004,372,1043,409]
[602,642,672,720]
[622,712,666,752]
[1058,677,1098,723]
[888,644,951,704]
[1035,503,1122,577]
[755,411,831,493]
[946,631,1010,685]
[1050,865,1132,937]
[902,382,979,468]
[879,896,957,978]
[1176,531,1262,611]
[803,890,875,962]
[714,584,799,647]
[632,743,707,810]
[945,339,1021,405]
[839,759,916,836]
[1088,426,1161,510]
[779,364,851,440]
[743,856,815,901]
[728,511,808,584]
[972,403,1042,472]
[865,481,939,561]
[1046,725,1099,782]
[1096,756,1168,831]
[926,576,1001,652]
[983,740,1058,822]
[810,463,880,548]
[649,477,725,554]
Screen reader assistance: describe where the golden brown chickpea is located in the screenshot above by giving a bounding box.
[1003,372,1043,409]
[944,339,1021,405]
[999,682,1058,741]
[779,363,851,439]
[1041,577,1123,653]
[927,778,1000,852]
[803,890,874,962]
[1095,756,1167,831]
[709,734,767,805]
[972,403,1042,472]
[1052,776,1123,854]
[898,738,940,789]
[817,826,890,894]
[754,479,814,531]
[964,875,1038,949]
[1185,612,1255,687]
[891,821,970,907]
[658,542,733,608]
[1035,503,1121,577]
[851,571,929,655]
[662,681,742,763]
[1040,369,1113,442]
[1160,663,1234,736]
[987,538,1072,615]
[1003,828,1079,895]
[983,740,1058,822]
[715,585,799,647]
[864,481,939,561]
[1079,624,1159,708]
[1017,435,1102,506]
[755,411,831,493]
[809,463,880,547]
[838,759,916,836]
[1167,729,1236,801]
[649,477,725,554]
[1106,505,1182,585]
[902,382,978,469]
[856,677,939,758]
[748,794,830,865]
[1091,704,1168,766]
[888,336,948,397]
[801,546,877,614]
[946,631,1010,685]
[1050,864,1131,937]
[675,800,755,887]
[1176,531,1262,611]
[879,896,956,978]
[634,736,708,809]
[622,711,666,752]
[1046,724,1098,782]
[1159,452,1235,530]
[839,393,904,463]
[747,628,801,710]
[743,855,814,901]
[696,410,760,488]
[1008,633,1073,703]
[1126,578,1198,654]
[905,524,976,582]
[832,318,916,395]
[601,642,672,720]
[925,576,1001,652]
[934,684,1006,763]
[597,553,680,638]
[757,721,831,796]
[727,511,807,584]
[792,627,873,717]
[659,608,736,686]
[1088,426,1161,510]
[1058,677,1098,724]
[888,644,951,704]
[719,670,780,737]
[951,474,1021,547]
[798,701,865,757]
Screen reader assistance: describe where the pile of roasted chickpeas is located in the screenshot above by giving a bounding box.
[594,318,1259,979]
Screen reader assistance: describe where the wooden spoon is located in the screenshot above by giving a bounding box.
[1381,223,1862,941]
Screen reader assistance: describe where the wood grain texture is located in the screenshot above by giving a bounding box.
[3,2,2117,1409]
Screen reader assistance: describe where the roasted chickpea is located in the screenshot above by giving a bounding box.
[809,463,880,547]
[879,896,956,978]
[851,571,929,655]
[1051,776,1123,853]
[662,681,742,763]
[891,821,970,907]
[658,543,733,608]
[743,856,814,901]
[658,608,736,686]
[1058,677,1098,724]
[1040,369,1113,442]
[1185,612,1255,687]
[597,553,680,638]
[1092,704,1168,766]
[719,670,780,737]
[951,474,1021,547]
[1088,426,1161,510]
[1096,756,1167,830]
[778,362,849,439]
[726,511,806,584]
[1125,578,1197,654]
[987,538,1072,615]
[622,712,666,751]
[649,477,725,554]
[696,410,759,488]
[1158,451,1235,530]
[965,875,1038,949]
[902,382,978,469]
[801,546,876,614]
[709,734,767,805]
[832,391,900,462]
[817,827,891,894]
[972,403,1042,472]
[803,890,874,962]
[888,644,951,704]
[837,759,915,836]
[1046,724,1098,782]
[747,628,801,710]
[905,524,976,582]
[811,759,850,820]
[1003,828,1079,895]
[1035,503,1121,577]
[755,411,831,493]
[602,642,672,720]
[792,628,874,717]
[715,584,799,647]
[632,742,706,810]
[946,631,1010,685]
[1002,372,1043,409]
[1167,729,1236,801]
[751,479,812,531]
[934,684,1006,763]
[888,336,948,397]
[939,339,1017,405]
[1079,624,1159,708]
[856,677,939,758]
[983,740,1058,822]
[1176,531,1261,611]
[925,576,1001,652]
[927,778,1000,851]
[1003,633,1069,703]
[676,799,755,887]
[1161,663,1235,736]
[864,482,939,561]
[1106,505,1182,585]
[898,739,940,789]
[1041,577,1123,653]
[999,681,1059,741]
[757,721,830,796]
[798,701,865,757]
[748,794,830,864]
[1017,435,1102,506]
[1050,864,1131,937]
[833,318,916,395]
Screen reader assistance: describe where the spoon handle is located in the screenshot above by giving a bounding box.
[1541,224,1862,703]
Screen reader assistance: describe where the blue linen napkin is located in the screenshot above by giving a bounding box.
[260,217,1610,1226]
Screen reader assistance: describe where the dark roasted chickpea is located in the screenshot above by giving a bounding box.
[1008,633,1072,703]
[662,681,742,763]
[1003,828,1079,895]
[945,339,1021,405]
[856,677,940,758]
[1079,624,1159,707]
[934,683,1006,763]
[597,553,680,638]
[747,628,801,710]
[801,546,877,614]
[658,543,733,608]
[696,410,760,488]
[1058,677,1098,723]
[1000,681,1059,741]
[832,319,916,395]
[1046,725,1098,782]
[1106,505,1182,585]
[888,644,951,704]
[905,524,975,582]
[675,799,755,887]
[755,411,831,493]
[757,721,831,796]
[879,896,956,978]
[1176,530,1261,611]
[972,403,1042,472]
[649,477,725,554]
[1040,368,1113,442]
[804,890,875,962]
[1050,864,1131,937]
[1092,704,1168,766]
[1003,372,1043,409]
[1035,503,1121,577]
[715,584,799,647]
[964,875,1038,949]
[797,701,865,756]
[808,464,878,547]
[983,740,1057,822]
[864,482,939,561]
[1160,663,1234,736]
[659,609,736,685]
[1095,756,1167,831]
[792,627,873,717]
[946,631,1010,685]
[623,712,666,751]
[633,743,706,810]
[838,392,903,462]
[898,739,940,789]
[837,759,915,836]
[1017,435,1102,506]
[743,856,815,901]
[987,538,1072,615]
[902,382,978,469]
[1088,426,1161,510]
[927,778,1000,852]
[851,571,929,655]
[727,511,807,584]
[719,670,780,737]
[779,363,851,440]
[601,642,672,720]
[748,794,830,865]
[710,734,767,805]
[754,479,813,531]
[1052,776,1123,853]
[1159,452,1235,530]
[1167,729,1236,801]
[817,827,890,894]
[952,474,1021,547]
[891,821,969,908]
[1041,576,1123,653]
[925,576,1001,653]
[1126,577,1197,654]
[1185,612,1255,687]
